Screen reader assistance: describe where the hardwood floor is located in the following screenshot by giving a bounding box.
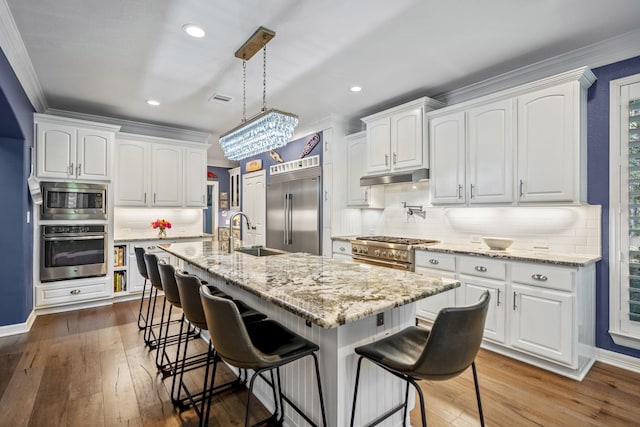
[1,299,639,426]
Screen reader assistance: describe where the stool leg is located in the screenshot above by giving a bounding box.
[409,377,427,427]
[349,356,365,427]
[472,361,485,427]
[203,349,220,427]
[311,352,327,427]
[156,302,173,371]
[401,379,410,426]
[198,341,214,427]
[171,317,188,405]
[144,287,158,346]
[137,279,148,329]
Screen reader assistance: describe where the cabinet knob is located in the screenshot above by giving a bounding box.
[531,274,548,281]
[475,266,487,272]
[77,164,81,176]
[340,247,345,252]
[393,153,397,164]
[519,179,525,197]
[70,289,81,295]
[429,259,439,265]
[470,184,475,199]
[458,184,463,199]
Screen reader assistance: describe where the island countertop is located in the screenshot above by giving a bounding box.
[158,240,459,329]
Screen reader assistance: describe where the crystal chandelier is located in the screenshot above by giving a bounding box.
[220,27,298,161]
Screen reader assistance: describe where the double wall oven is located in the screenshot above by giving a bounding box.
[39,182,108,282]
[350,236,439,271]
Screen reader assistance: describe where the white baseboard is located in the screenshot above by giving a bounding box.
[596,348,640,374]
[0,310,36,337]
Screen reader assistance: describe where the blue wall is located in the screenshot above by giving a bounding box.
[0,47,35,326]
[588,55,640,358]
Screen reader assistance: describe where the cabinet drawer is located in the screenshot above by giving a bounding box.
[332,240,352,256]
[459,256,506,280]
[511,263,574,292]
[415,251,455,272]
[36,279,111,307]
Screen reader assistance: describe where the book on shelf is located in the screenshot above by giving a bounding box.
[113,246,125,267]
[114,271,127,293]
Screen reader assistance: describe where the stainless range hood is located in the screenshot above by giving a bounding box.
[360,168,429,186]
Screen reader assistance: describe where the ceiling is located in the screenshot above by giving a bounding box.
[5,0,640,165]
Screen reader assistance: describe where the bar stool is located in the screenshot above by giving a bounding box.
[200,285,327,427]
[143,253,189,349]
[173,270,266,425]
[133,246,151,330]
[349,291,490,427]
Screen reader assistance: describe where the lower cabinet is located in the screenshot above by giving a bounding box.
[414,249,595,380]
[332,240,352,261]
[35,277,111,308]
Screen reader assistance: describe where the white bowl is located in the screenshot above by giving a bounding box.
[482,237,513,251]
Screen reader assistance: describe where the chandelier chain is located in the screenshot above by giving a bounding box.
[242,58,247,122]
[262,35,267,112]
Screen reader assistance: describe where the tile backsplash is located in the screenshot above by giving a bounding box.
[355,182,601,256]
[114,208,203,239]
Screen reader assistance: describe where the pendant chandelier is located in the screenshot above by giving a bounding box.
[219,27,298,161]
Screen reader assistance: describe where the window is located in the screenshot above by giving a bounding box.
[610,74,640,349]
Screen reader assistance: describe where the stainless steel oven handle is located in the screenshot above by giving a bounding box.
[352,255,411,270]
[43,235,106,241]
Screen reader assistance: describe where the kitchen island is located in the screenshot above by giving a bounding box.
[159,240,459,427]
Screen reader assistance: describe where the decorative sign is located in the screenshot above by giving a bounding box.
[269,150,284,163]
[300,133,320,158]
[246,159,263,172]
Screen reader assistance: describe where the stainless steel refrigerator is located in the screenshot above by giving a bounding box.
[266,165,321,255]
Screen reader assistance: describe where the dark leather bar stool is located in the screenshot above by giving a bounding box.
[173,270,266,425]
[349,291,490,427]
[200,285,327,427]
[133,246,151,330]
[143,253,189,349]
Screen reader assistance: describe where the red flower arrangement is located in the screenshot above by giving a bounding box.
[150,219,172,232]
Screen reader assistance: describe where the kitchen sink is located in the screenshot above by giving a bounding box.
[235,246,288,257]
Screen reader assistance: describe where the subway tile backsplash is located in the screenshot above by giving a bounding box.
[355,182,601,256]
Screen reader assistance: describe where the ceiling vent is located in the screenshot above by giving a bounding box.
[209,94,232,103]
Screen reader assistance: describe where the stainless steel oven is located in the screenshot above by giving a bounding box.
[41,181,107,220]
[40,224,108,282]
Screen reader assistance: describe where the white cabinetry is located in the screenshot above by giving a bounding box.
[517,82,583,203]
[362,97,444,174]
[35,114,119,181]
[35,277,111,308]
[414,249,595,379]
[414,251,456,320]
[346,131,383,208]
[428,67,594,206]
[114,133,207,207]
[332,240,352,261]
[229,167,240,210]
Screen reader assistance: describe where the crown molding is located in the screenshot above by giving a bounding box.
[434,28,640,106]
[0,0,47,112]
[46,108,211,144]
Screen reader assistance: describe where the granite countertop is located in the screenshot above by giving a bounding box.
[115,233,214,243]
[415,242,601,267]
[158,240,459,329]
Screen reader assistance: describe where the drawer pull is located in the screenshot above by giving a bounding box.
[475,266,487,272]
[429,259,439,265]
[532,274,548,281]
[70,289,81,295]
[496,289,501,307]
[340,247,345,252]
[513,291,517,310]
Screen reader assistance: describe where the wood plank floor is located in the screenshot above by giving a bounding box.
[1,299,639,426]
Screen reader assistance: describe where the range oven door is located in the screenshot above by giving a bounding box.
[40,225,107,282]
[351,255,413,271]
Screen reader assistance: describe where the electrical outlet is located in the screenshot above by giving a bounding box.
[376,313,384,327]
[533,240,549,251]
[471,235,482,244]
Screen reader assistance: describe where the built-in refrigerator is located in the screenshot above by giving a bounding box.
[266,165,321,255]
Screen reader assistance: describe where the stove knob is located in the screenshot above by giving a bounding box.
[393,252,399,259]
[352,247,357,253]
[381,251,387,257]
[402,253,408,259]
[363,247,368,254]
[374,249,380,256]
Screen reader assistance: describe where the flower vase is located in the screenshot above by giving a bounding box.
[158,228,166,239]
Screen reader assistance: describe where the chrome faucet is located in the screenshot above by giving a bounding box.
[229,211,253,253]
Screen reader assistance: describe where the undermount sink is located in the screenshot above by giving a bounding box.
[235,246,288,257]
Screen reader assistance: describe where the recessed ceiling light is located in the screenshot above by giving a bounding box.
[146,99,160,106]
[183,24,205,38]
[350,86,362,92]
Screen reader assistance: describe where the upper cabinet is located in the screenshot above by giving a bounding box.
[362,97,445,174]
[346,131,384,208]
[34,114,120,181]
[429,67,595,206]
[114,133,208,207]
[430,100,514,205]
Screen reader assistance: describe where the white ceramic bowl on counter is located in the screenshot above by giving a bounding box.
[482,236,513,251]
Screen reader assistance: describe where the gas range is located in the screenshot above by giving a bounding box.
[350,236,439,271]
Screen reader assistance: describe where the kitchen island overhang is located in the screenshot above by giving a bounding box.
[159,240,459,426]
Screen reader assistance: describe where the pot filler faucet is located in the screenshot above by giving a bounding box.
[229,212,254,253]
